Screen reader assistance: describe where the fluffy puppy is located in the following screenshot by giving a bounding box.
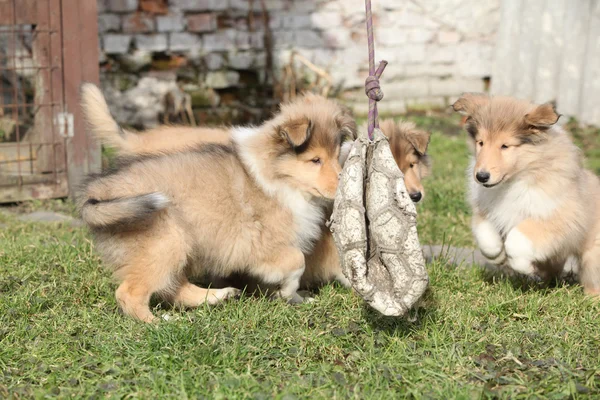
[301,119,431,288]
[78,84,356,322]
[453,93,600,294]
[90,115,432,290]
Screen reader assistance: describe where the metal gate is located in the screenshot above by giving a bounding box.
[0,0,101,203]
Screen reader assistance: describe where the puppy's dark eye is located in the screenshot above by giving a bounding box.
[311,157,322,165]
[410,163,415,168]
[501,144,509,149]
[477,141,483,147]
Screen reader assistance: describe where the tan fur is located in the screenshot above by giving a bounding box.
[301,119,432,288]
[88,109,432,290]
[78,84,357,322]
[454,93,600,295]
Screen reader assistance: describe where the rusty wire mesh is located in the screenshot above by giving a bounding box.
[0,0,66,201]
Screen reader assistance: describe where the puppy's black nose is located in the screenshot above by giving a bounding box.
[409,192,422,202]
[476,171,490,183]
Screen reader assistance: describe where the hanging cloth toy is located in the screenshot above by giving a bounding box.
[328,0,429,316]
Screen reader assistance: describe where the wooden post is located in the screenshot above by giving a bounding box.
[62,0,102,198]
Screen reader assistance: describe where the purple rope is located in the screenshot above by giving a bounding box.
[364,0,387,140]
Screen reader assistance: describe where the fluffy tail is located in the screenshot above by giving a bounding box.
[80,192,170,230]
[80,83,141,155]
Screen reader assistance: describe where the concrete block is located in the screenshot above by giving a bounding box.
[122,12,155,33]
[169,32,202,52]
[187,13,217,32]
[103,34,132,54]
[135,34,168,52]
[108,0,138,12]
[156,13,186,32]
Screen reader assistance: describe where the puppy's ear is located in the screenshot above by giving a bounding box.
[524,102,560,129]
[451,92,489,116]
[336,111,357,141]
[406,129,431,156]
[278,118,313,150]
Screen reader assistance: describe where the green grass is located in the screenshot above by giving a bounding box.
[1,115,600,399]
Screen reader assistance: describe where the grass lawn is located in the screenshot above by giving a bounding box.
[1,115,599,399]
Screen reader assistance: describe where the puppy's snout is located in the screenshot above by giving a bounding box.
[409,192,422,203]
[476,171,490,183]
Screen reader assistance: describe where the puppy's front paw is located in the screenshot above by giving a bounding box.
[505,228,536,276]
[282,291,314,304]
[211,287,241,304]
[335,274,352,288]
[473,219,504,259]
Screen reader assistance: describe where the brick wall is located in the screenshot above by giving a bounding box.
[97,0,499,127]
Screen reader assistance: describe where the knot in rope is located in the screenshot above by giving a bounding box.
[365,75,384,101]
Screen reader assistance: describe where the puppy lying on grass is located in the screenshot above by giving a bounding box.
[78,84,356,322]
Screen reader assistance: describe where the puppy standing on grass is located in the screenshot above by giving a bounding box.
[453,93,600,295]
[89,113,432,289]
[78,84,356,322]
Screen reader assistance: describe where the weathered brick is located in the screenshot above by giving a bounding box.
[272,30,294,48]
[323,28,351,49]
[156,13,186,32]
[187,13,217,33]
[455,42,493,77]
[377,28,408,46]
[135,34,168,51]
[385,78,429,98]
[248,32,264,49]
[405,96,447,109]
[169,32,202,52]
[204,53,226,70]
[379,0,404,10]
[427,44,455,63]
[437,30,461,44]
[170,0,227,12]
[122,13,155,33]
[108,0,138,12]
[103,34,132,54]
[229,0,262,11]
[229,51,254,69]
[429,78,483,96]
[377,100,408,114]
[403,44,427,63]
[287,14,312,29]
[205,71,240,89]
[98,14,121,33]
[271,13,312,30]
[97,0,108,13]
[202,30,236,52]
[290,1,317,12]
[254,51,267,68]
[294,30,323,48]
[311,11,342,30]
[407,28,435,44]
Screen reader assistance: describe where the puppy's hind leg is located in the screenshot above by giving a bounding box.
[115,225,189,323]
[171,276,241,308]
[255,247,308,304]
[581,235,600,296]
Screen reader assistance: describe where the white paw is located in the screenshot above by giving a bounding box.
[211,287,241,303]
[283,292,313,304]
[473,219,504,259]
[505,229,536,276]
[335,274,352,288]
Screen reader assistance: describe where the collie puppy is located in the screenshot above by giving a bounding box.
[453,93,600,294]
[78,84,356,322]
[300,119,431,288]
[90,114,431,290]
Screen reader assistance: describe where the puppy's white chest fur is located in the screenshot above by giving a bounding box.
[232,127,323,253]
[469,162,561,234]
